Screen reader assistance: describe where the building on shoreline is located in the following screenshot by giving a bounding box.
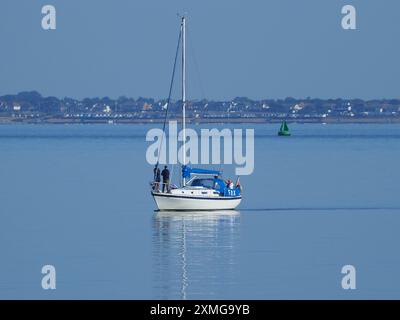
[1,91,399,123]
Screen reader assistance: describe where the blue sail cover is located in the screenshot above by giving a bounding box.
[182,165,221,179]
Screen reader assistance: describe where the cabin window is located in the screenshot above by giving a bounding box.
[190,178,214,189]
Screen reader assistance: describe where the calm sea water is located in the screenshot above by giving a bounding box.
[0,123,399,299]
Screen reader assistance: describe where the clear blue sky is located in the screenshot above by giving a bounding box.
[0,0,399,100]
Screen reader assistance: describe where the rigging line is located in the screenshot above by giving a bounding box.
[156,27,182,167]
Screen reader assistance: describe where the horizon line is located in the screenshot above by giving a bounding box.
[1,90,400,102]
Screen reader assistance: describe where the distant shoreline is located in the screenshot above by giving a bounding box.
[1,117,400,125]
[2,92,400,125]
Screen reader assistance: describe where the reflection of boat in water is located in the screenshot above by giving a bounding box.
[155,210,240,220]
[152,210,240,299]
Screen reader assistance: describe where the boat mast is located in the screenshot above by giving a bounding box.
[181,16,187,187]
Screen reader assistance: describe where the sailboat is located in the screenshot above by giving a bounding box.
[151,16,242,211]
[278,120,291,136]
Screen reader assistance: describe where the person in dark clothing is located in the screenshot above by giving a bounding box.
[161,165,170,193]
[153,166,161,192]
[153,165,158,181]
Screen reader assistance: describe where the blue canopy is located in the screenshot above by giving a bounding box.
[182,165,221,179]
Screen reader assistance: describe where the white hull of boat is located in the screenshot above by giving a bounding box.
[152,192,242,211]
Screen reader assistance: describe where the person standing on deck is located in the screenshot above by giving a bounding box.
[153,165,158,181]
[161,165,170,193]
[154,167,161,192]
